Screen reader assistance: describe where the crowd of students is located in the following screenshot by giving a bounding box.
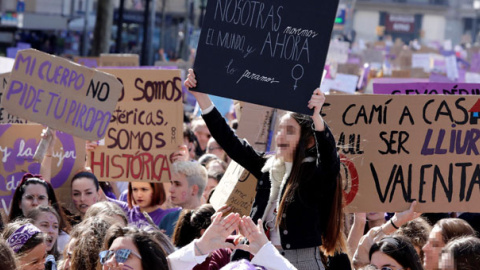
[0,69,479,270]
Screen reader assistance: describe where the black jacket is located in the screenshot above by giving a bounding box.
[203,108,340,250]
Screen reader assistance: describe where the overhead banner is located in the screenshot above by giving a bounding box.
[0,124,85,215]
[90,69,183,183]
[192,0,339,115]
[325,94,480,212]
[2,49,123,140]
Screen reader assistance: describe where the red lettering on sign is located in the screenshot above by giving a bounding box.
[340,153,359,206]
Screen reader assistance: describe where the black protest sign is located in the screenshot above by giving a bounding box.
[193,0,339,115]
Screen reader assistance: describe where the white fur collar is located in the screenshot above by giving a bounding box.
[260,155,316,221]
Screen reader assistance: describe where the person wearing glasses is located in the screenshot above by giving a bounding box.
[99,225,168,270]
[369,236,423,270]
[206,137,229,164]
[8,173,71,254]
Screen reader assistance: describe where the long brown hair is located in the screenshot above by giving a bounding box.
[275,112,345,255]
[322,174,346,256]
[275,113,312,228]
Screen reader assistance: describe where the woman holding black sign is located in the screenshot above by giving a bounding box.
[184,69,345,269]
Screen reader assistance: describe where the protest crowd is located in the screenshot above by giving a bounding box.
[1,56,480,270]
[3,2,480,269]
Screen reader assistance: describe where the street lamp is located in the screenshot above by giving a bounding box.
[199,0,207,28]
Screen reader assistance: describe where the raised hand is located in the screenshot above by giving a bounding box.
[235,217,269,255]
[308,88,326,131]
[391,200,421,228]
[308,88,326,116]
[184,68,213,110]
[195,212,240,255]
[169,145,190,163]
[184,68,197,89]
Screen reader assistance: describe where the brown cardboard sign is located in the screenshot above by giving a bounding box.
[363,48,385,64]
[90,69,183,182]
[2,49,123,141]
[391,70,411,78]
[0,124,85,215]
[0,73,28,124]
[210,160,257,217]
[324,94,480,212]
[393,49,413,69]
[236,102,281,153]
[73,57,99,68]
[99,54,139,67]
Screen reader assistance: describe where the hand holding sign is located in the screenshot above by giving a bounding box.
[169,145,189,163]
[185,69,213,111]
[389,201,421,230]
[309,88,326,132]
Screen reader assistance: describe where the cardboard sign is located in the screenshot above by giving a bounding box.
[324,94,480,212]
[465,72,480,83]
[99,54,139,67]
[192,0,340,115]
[373,82,480,95]
[362,48,384,64]
[0,56,15,74]
[236,102,281,153]
[90,69,183,182]
[445,55,459,81]
[391,70,411,78]
[337,63,361,76]
[412,53,432,72]
[210,160,257,217]
[0,124,85,215]
[470,53,480,73]
[321,73,359,94]
[393,49,413,69]
[0,74,28,124]
[73,57,99,68]
[326,40,349,64]
[2,49,123,141]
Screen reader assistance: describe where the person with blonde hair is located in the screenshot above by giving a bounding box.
[84,201,128,226]
[68,216,116,270]
[160,161,208,237]
[0,238,17,269]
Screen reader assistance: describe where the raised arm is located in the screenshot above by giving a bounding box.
[185,69,213,110]
[308,88,325,132]
[310,89,339,176]
[184,69,265,175]
[39,128,56,183]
